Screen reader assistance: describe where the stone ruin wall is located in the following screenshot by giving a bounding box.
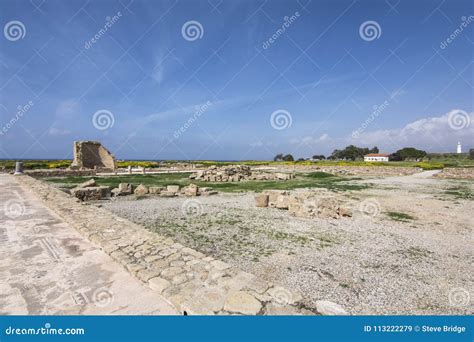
[70,141,116,171]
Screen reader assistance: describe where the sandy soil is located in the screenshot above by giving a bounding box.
[102,172,473,315]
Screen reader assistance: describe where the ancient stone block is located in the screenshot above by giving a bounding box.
[149,186,164,194]
[255,194,269,207]
[70,141,116,170]
[224,291,262,315]
[118,183,133,195]
[264,190,288,207]
[71,186,110,201]
[184,184,198,197]
[148,277,171,294]
[167,185,180,193]
[275,195,289,209]
[134,184,149,196]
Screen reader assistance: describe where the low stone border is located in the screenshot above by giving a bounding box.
[17,175,317,315]
[25,169,97,177]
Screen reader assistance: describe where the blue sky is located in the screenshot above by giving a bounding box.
[0,0,472,160]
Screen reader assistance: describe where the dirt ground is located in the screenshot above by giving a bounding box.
[102,171,473,315]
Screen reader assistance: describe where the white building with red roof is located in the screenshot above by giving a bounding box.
[364,153,390,162]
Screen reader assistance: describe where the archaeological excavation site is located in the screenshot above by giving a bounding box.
[2,1,472,340]
[1,140,472,317]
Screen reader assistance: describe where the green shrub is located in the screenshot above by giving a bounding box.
[415,162,444,170]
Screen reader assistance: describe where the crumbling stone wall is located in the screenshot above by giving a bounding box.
[70,141,116,170]
[190,165,294,182]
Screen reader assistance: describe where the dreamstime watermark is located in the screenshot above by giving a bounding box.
[84,12,123,49]
[174,101,212,139]
[181,20,204,41]
[268,286,294,307]
[92,109,115,130]
[92,288,114,307]
[3,191,26,219]
[4,20,26,41]
[262,12,300,49]
[440,16,474,50]
[352,100,389,138]
[181,199,203,217]
[270,109,292,130]
[359,198,381,217]
[0,101,34,136]
[71,287,114,308]
[5,323,85,336]
[448,287,470,307]
[448,109,471,131]
[359,20,382,41]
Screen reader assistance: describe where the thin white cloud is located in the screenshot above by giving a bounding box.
[152,52,165,85]
[55,99,80,119]
[290,133,331,145]
[349,109,473,152]
[48,127,71,136]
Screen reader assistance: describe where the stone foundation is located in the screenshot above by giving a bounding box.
[17,175,329,315]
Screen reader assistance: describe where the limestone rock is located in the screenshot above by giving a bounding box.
[118,183,133,195]
[265,190,288,207]
[184,184,198,197]
[167,185,180,193]
[183,287,226,314]
[275,195,289,209]
[160,267,185,280]
[134,184,149,196]
[148,277,171,294]
[315,300,348,315]
[224,291,262,315]
[149,186,164,194]
[255,194,269,207]
[71,186,110,201]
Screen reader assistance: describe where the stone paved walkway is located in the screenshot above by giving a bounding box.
[0,174,178,315]
[12,175,311,315]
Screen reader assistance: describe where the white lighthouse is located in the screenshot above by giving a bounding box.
[457,142,462,154]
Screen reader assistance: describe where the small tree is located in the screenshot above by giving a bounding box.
[312,154,326,160]
[273,153,284,161]
[391,147,427,161]
[470,148,474,160]
[283,154,294,161]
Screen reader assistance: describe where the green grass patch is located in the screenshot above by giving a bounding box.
[444,186,473,200]
[386,211,415,222]
[43,172,369,193]
[305,171,335,178]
